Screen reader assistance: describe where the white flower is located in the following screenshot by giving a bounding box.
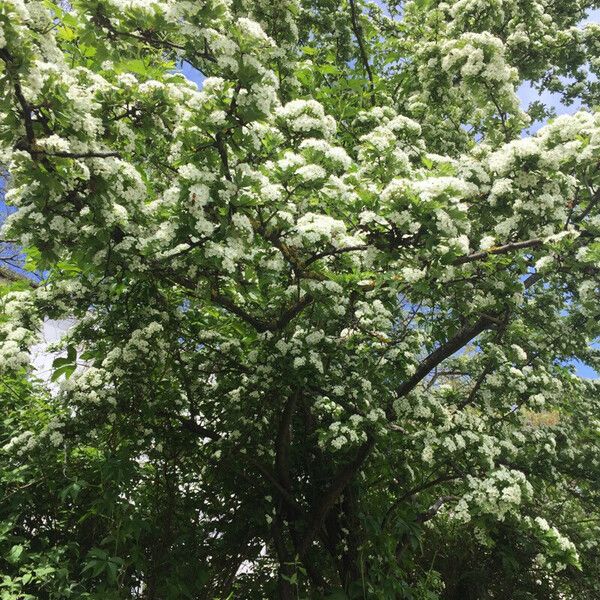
[291,213,348,248]
[295,164,326,182]
[511,344,527,362]
[331,435,348,449]
[299,138,352,170]
[276,100,336,139]
[479,235,496,251]
[37,134,70,153]
[293,356,306,368]
[236,17,274,45]
[401,267,426,283]
[534,256,554,271]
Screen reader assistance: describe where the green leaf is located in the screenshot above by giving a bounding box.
[50,364,76,382]
[62,12,79,27]
[318,64,340,76]
[421,156,434,169]
[66,345,77,363]
[116,59,148,76]
[79,43,97,58]
[106,559,118,582]
[23,246,41,272]
[7,545,23,564]
[57,25,77,42]
[60,481,82,502]
[51,346,77,380]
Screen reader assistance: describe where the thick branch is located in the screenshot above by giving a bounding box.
[453,238,544,265]
[275,391,299,492]
[395,315,495,402]
[274,294,314,330]
[298,437,375,558]
[249,458,301,515]
[348,0,375,103]
[210,290,313,333]
[215,133,232,181]
[391,271,542,414]
[416,495,456,524]
[33,150,121,159]
[0,49,36,146]
[175,416,221,441]
[210,290,271,332]
[382,473,458,530]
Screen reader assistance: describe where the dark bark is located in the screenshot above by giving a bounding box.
[273,504,296,600]
[298,437,375,558]
[340,486,362,591]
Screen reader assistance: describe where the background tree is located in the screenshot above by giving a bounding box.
[1,0,600,598]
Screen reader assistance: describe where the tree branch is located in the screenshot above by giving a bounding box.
[249,457,301,515]
[457,360,494,410]
[275,391,300,493]
[382,474,459,530]
[298,436,375,558]
[416,495,456,524]
[210,290,271,332]
[394,315,496,402]
[33,149,121,159]
[0,48,36,147]
[390,272,543,417]
[348,0,375,104]
[215,132,232,181]
[174,415,221,441]
[210,289,313,333]
[453,238,544,265]
[274,294,314,331]
[304,244,369,267]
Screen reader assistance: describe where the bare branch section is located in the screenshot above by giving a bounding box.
[394,314,495,402]
[348,0,375,103]
[210,290,272,332]
[250,458,301,515]
[0,48,36,146]
[390,271,543,415]
[416,495,456,523]
[275,391,299,493]
[453,238,544,265]
[34,150,122,159]
[298,436,375,558]
[0,265,30,284]
[210,289,314,333]
[382,474,459,530]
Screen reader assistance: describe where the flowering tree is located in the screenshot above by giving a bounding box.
[1,0,600,598]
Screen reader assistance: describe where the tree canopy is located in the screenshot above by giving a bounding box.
[1,0,600,598]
